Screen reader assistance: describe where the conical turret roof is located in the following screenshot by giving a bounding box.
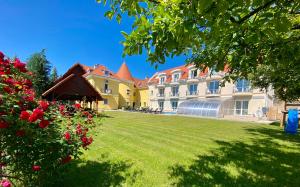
[116,62,134,81]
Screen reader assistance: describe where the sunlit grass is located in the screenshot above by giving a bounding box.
[61,111,300,187]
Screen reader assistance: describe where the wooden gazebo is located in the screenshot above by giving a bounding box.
[42,63,102,108]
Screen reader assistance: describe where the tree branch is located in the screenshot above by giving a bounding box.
[231,0,277,24]
[292,24,300,30]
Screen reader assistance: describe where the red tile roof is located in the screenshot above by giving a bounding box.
[133,78,149,89]
[81,63,148,88]
[148,64,210,84]
[116,62,134,81]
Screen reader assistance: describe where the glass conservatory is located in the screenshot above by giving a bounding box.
[177,99,234,118]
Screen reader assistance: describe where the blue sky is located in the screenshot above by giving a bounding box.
[0,0,186,79]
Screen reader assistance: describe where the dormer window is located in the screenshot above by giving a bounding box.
[190,69,198,79]
[209,66,218,75]
[173,73,180,82]
[159,77,165,84]
[104,70,109,76]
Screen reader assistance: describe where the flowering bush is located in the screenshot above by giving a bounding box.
[0,52,95,186]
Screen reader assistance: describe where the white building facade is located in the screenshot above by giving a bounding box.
[148,65,274,119]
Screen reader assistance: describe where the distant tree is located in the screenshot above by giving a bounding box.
[26,49,51,97]
[98,0,300,102]
[50,67,58,85]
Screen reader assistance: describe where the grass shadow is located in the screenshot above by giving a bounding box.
[169,126,300,186]
[97,113,114,118]
[268,121,280,126]
[58,156,142,187]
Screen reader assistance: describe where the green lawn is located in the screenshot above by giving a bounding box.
[61,111,300,187]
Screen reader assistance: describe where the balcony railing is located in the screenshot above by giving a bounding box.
[186,90,199,96]
[101,89,112,94]
[233,86,252,93]
[157,93,165,97]
[170,79,179,84]
[157,82,166,87]
[170,92,179,97]
[206,88,221,95]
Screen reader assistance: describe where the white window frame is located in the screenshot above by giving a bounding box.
[189,84,198,95]
[208,80,220,94]
[235,100,249,116]
[171,86,179,96]
[158,101,164,110]
[171,100,178,111]
[159,76,166,84]
[173,73,180,82]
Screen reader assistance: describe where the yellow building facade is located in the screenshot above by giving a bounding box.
[83,63,149,110]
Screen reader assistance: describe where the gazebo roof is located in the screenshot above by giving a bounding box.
[42,64,102,101]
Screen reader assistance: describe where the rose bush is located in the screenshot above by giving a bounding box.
[0,52,96,186]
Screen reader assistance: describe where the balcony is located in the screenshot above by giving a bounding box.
[206,88,221,97]
[233,87,253,96]
[186,90,199,97]
[101,89,112,95]
[187,76,199,83]
[169,92,179,98]
[157,82,166,88]
[156,93,165,98]
[170,80,180,85]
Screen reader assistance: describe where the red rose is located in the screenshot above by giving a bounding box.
[3,86,12,94]
[0,121,9,129]
[76,124,82,135]
[73,103,81,110]
[61,155,72,164]
[14,58,27,73]
[59,105,65,115]
[81,136,93,147]
[28,108,44,122]
[23,79,32,87]
[16,130,26,137]
[32,165,41,171]
[20,111,30,121]
[64,131,71,141]
[39,100,49,111]
[1,179,11,187]
[39,120,50,128]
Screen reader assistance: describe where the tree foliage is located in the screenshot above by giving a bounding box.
[50,67,58,86]
[98,0,300,101]
[26,50,52,97]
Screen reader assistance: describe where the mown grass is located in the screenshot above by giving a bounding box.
[61,111,300,187]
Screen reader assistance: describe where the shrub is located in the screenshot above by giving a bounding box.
[0,52,95,186]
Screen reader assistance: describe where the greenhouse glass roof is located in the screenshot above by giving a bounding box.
[177,99,226,118]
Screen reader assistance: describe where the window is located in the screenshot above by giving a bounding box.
[104,80,108,92]
[190,69,198,79]
[235,100,249,115]
[160,77,165,84]
[173,73,180,82]
[127,89,130,95]
[171,86,179,96]
[208,80,219,94]
[235,79,250,92]
[171,100,178,111]
[103,99,108,105]
[104,70,110,76]
[143,102,146,107]
[158,88,165,97]
[151,90,153,96]
[159,101,164,110]
[189,84,198,95]
[210,66,218,75]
